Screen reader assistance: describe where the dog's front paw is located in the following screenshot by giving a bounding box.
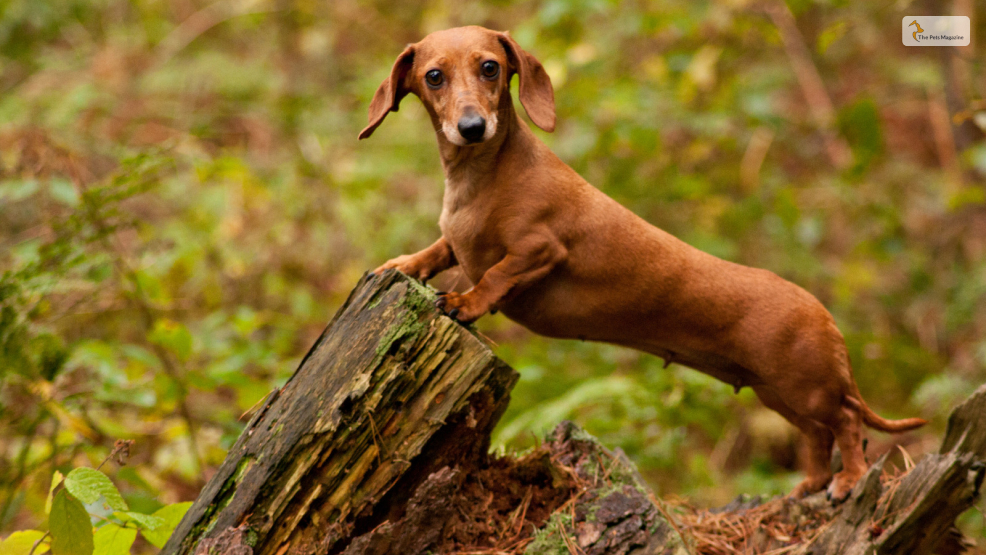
[435,291,487,323]
[373,255,432,281]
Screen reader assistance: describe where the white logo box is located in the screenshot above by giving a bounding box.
[903,16,971,46]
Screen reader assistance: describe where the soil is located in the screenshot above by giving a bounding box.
[339,421,680,555]
[340,440,577,555]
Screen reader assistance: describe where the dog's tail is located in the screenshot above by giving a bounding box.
[849,380,927,433]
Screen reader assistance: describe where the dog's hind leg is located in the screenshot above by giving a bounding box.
[824,396,868,502]
[752,385,834,497]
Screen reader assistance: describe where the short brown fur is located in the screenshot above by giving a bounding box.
[362,26,925,502]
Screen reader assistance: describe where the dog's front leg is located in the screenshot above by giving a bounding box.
[373,236,458,282]
[436,236,566,322]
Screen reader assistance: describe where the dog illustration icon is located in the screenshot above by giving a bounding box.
[909,20,924,41]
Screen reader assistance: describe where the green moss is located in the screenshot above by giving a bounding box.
[243,527,259,547]
[374,311,426,359]
[523,512,574,555]
[187,455,255,541]
[367,293,385,310]
[602,457,648,495]
[373,279,438,358]
[554,424,648,494]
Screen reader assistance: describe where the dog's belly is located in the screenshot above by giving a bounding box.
[500,277,764,391]
[636,347,764,391]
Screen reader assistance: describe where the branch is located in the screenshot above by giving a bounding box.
[764,1,853,170]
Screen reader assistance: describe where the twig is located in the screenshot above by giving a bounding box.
[896,444,915,472]
[927,85,963,186]
[739,127,774,192]
[28,532,49,555]
[649,492,690,551]
[559,520,584,555]
[155,0,280,67]
[96,439,135,471]
[764,0,853,170]
[366,411,385,466]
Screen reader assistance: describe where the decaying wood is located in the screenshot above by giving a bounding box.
[162,270,518,555]
[668,385,986,555]
[337,420,690,555]
[162,268,986,555]
[798,384,986,555]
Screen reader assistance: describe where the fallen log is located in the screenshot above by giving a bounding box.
[163,270,986,555]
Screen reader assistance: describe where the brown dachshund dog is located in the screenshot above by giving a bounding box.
[361,26,925,502]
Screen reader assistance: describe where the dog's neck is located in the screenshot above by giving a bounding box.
[430,92,538,203]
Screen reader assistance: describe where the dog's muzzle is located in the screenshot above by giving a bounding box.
[457,114,487,143]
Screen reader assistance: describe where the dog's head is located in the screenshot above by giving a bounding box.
[358,26,555,144]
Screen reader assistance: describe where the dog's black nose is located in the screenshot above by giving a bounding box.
[457,115,486,143]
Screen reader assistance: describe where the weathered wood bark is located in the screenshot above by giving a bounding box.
[797,384,986,555]
[162,270,518,555]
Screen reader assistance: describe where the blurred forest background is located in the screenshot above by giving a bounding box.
[2,0,986,551]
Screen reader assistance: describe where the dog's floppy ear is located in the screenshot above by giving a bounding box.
[497,33,555,133]
[359,45,415,140]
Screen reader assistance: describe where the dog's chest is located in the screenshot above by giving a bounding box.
[439,180,504,283]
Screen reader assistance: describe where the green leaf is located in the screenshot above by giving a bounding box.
[816,20,847,55]
[148,319,193,362]
[113,511,164,531]
[837,97,883,171]
[92,524,137,555]
[0,530,49,555]
[0,178,39,202]
[49,491,93,555]
[48,179,80,207]
[140,502,192,548]
[46,471,64,514]
[133,270,168,305]
[63,468,128,511]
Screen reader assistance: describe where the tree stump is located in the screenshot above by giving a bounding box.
[162,271,518,555]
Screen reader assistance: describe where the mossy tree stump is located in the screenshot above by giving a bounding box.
[162,271,518,555]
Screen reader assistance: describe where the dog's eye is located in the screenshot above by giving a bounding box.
[425,70,444,88]
[481,61,499,79]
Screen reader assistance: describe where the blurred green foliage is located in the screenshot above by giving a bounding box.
[1,0,985,549]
